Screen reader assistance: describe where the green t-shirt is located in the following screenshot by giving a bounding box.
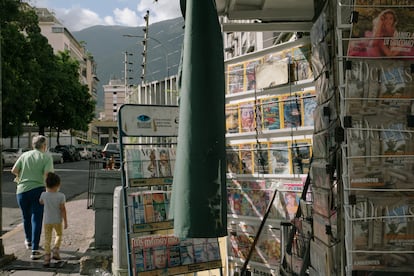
[13,149,54,194]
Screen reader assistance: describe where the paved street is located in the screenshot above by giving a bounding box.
[2,160,92,234]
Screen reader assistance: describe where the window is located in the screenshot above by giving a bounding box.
[52,27,64,33]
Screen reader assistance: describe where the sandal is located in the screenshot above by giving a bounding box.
[43,254,51,267]
[52,248,61,260]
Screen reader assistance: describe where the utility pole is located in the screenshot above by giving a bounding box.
[141,10,150,83]
[124,51,133,101]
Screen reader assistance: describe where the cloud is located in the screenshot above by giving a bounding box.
[113,8,140,26]
[137,0,181,23]
[56,7,103,31]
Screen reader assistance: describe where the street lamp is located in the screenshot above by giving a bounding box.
[122,34,170,81]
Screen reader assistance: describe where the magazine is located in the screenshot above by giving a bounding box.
[206,238,221,262]
[143,193,155,223]
[130,192,145,225]
[227,62,245,94]
[179,238,195,265]
[253,143,269,174]
[226,144,241,174]
[193,238,209,263]
[169,148,176,176]
[167,236,181,267]
[157,148,172,177]
[141,148,158,178]
[152,192,167,222]
[226,104,239,134]
[261,96,281,130]
[269,142,290,174]
[290,140,312,175]
[302,91,317,127]
[125,148,144,179]
[239,101,256,133]
[245,58,263,90]
[347,4,414,58]
[240,143,253,174]
[291,45,313,82]
[282,94,302,128]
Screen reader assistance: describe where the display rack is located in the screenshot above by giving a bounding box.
[337,0,414,275]
[224,38,316,275]
[118,104,223,276]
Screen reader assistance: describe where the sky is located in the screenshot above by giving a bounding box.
[23,0,182,32]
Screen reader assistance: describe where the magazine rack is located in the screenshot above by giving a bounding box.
[224,38,316,275]
[118,104,223,276]
[337,1,414,275]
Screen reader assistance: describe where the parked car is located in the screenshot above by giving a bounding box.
[77,147,92,160]
[47,149,64,164]
[55,145,81,162]
[102,142,120,168]
[2,148,31,166]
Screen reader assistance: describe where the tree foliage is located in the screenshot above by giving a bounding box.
[1,0,96,139]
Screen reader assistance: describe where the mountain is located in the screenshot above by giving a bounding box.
[73,17,184,108]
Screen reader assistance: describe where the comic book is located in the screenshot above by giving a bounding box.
[261,96,281,130]
[227,62,245,94]
[226,104,239,134]
[269,141,290,174]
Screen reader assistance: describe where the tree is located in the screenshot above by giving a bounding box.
[46,51,95,144]
[1,0,43,138]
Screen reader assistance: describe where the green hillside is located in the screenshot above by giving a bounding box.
[73,17,184,108]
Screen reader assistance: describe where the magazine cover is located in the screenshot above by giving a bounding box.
[133,247,145,273]
[227,187,243,215]
[245,58,263,91]
[143,193,155,223]
[226,104,239,134]
[253,143,269,174]
[227,62,245,94]
[282,94,303,128]
[240,143,253,174]
[179,238,195,265]
[282,191,301,220]
[227,220,281,267]
[239,101,256,133]
[206,238,221,262]
[167,236,181,267]
[226,144,241,174]
[290,140,312,175]
[141,148,158,178]
[193,238,209,263]
[269,141,290,174]
[169,147,176,176]
[125,148,144,179]
[291,45,313,82]
[152,192,167,222]
[347,3,414,58]
[157,148,172,177]
[261,96,281,130]
[153,246,168,269]
[302,91,317,127]
[130,192,145,225]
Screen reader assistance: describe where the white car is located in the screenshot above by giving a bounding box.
[47,149,64,164]
[2,148,31,166]
[77,147,92,160]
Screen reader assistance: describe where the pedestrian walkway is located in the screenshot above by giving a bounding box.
[0,192,111,275]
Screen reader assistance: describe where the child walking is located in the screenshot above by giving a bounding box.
[39,172,68,266]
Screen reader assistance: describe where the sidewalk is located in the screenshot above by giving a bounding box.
[0,192,112,275]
